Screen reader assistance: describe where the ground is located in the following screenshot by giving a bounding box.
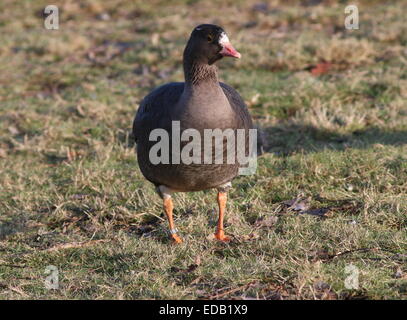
[0,0,406,299]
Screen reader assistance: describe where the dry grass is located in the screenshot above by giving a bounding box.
[0,0,406,299]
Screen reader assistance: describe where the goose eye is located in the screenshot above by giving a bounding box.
[207,35,213,42]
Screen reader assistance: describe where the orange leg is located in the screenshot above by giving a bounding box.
[163,196,183,244]
[214,191,231,241]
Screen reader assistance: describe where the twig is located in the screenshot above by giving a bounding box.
[206,281,256,300]
[0,264,27,268]
[44,239,109,252]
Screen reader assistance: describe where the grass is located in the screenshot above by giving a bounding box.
[0,0,406,299]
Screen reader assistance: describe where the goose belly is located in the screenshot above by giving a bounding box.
[137,151,239,191]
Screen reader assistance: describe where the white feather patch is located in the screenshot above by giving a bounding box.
[219,32,230,45]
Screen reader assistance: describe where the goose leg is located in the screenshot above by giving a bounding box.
[163,196,183,243]
[159,185,183,244]
[215,190,231,241]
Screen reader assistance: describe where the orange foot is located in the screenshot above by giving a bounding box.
[171,234,183,244]
[214,230,231,242]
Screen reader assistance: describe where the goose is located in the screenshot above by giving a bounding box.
[133,24,257,243]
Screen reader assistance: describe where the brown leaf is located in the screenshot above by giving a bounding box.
[310,62,332,76]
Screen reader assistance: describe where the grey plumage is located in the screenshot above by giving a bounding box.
[133,80,254,191]
[132,24,258,242]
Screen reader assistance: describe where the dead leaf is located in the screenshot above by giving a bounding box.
[310,62,333,76]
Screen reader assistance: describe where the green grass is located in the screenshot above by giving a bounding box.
[0,0,406,299]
